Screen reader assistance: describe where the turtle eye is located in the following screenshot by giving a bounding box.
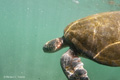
[47,44,55,51]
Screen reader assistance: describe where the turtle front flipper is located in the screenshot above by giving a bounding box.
[60,49,89,80]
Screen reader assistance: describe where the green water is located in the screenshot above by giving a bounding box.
[0,0,120,80]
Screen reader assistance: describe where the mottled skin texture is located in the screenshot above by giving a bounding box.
[43,11,120,80]
[64,11,120,66]
[60,49,89,80]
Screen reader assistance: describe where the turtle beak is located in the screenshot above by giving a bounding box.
[43,44,49,52]
[43,42,55,53]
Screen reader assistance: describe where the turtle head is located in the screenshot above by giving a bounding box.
[43,37,66,53]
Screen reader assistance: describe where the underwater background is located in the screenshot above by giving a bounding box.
[0,0,120,80]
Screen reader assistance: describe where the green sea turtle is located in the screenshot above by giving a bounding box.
[43,11,120,80]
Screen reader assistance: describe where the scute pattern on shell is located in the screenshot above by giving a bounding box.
[64,11,120,66]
